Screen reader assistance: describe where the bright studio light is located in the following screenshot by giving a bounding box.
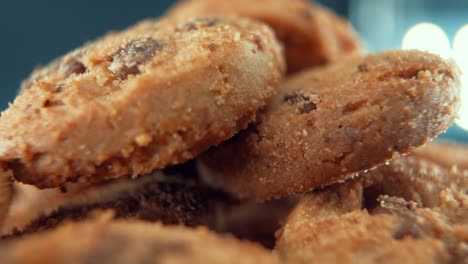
[453,25,468,130]
[402,23,451,58]
[454,25,468,55]
[402,23,468,131]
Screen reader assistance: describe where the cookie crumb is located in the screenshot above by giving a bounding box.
[135,133,152,147]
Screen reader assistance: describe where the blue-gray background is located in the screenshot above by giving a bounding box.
[1,0,467,141]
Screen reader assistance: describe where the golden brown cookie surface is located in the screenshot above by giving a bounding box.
[168,0,361,73]
[0,214,279,264]
[276,154,468,264]
[0,17,284,188]
[199,50,461,200]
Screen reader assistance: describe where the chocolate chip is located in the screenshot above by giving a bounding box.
[109,37,164,80]
[284,90,320,114]
[373,196,431,240]
[183,18,220,31]
[20,55,85,94]
[357,64,368,72]
[43,99,64,108]
[302,102,317,113]
[62,58,86,77]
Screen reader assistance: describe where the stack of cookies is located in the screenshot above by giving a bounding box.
[0,0,466,263]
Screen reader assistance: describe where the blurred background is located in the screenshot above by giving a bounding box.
[0,0,467,141]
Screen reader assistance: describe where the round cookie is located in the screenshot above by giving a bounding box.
[276,154,468,264]
[167,0,361,73]
[198,50,462,200]
[3,171,226,237]
[0,215,279,264]
[0,17,284,188]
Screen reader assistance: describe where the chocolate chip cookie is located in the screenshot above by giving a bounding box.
[0,17,284,188]
[167,0,362,73]
[0,214,279,264]
[199,50,461,200]
[276,154,468,264]
[3,171,226,237]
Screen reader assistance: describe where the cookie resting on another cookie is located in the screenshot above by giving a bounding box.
[276,153,468,264]
[168,0,361,73]
[199,50,462,200]
[0,214,279,264]
[0,17,284,189]
[2,171,226,237]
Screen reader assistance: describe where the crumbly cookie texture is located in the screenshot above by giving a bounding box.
[3,172,226,237]
[414,140,468,171]
[0,17,284,188]
[199,50,462,200]
[0,214,279,264]
[0,166,13,229]
[276,153,468,264]
[167,0,361,73]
